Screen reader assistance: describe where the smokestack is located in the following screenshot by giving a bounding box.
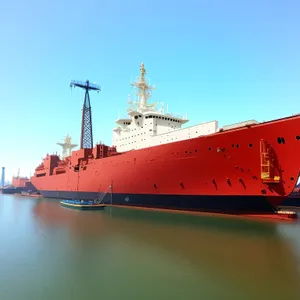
[1,167,5,188]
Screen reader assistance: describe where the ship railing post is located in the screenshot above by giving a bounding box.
[110,181,113,217]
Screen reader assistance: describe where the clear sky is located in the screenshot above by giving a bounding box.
[0,0,299,182]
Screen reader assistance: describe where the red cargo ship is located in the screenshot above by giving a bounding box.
[1,169,36,194]
[31,63,300,214]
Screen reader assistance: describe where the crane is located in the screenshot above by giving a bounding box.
[70,80,101,149]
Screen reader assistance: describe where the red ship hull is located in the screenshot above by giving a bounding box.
[31,115,300,214]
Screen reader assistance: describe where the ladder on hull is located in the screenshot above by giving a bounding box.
[260,139,280,183]
[95,184,113,204]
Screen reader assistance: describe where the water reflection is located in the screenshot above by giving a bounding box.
[1,196,298,300]
[33,199,108,238]
[32,199,281,243]
[32,200,300,297]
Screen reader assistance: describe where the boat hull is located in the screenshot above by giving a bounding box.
[0,188,16,194]
[42,190,283,214]
[31,115,300,214]
[60,200,105,210]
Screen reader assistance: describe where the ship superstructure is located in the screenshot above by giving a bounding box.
[31,63,300,214]
[113,63,220,152]
[113,63,259,152]
[12,169,30,187]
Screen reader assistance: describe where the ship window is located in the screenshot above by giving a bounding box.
[249,143,252,147]
[36,173,46,177]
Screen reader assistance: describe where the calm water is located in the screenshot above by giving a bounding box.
[1,194,300,300]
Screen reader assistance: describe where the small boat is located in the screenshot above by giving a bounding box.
[60,199,105,210]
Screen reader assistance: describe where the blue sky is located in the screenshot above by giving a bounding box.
[0,0,299,181]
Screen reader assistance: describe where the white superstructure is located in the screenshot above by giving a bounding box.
[112,63,257,152]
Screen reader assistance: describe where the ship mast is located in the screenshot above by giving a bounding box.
[130,62,155,112]
[57,134,78,159]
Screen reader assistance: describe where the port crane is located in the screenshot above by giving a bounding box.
[70,80,101,149]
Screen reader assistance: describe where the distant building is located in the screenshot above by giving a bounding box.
[1,167,4,188]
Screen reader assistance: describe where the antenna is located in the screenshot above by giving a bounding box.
[70,80,101,149]
[130,62,155,111]
[57,134,78,159]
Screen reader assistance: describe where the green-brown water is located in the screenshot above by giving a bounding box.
[1,194,300,300]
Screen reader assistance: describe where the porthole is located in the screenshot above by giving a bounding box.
[277,137,285,144]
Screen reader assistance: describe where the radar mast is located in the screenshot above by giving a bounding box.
[130,62,156,112]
